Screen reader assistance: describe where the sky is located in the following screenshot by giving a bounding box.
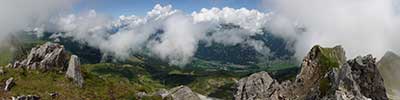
[74,0,264,17]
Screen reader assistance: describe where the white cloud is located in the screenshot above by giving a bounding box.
[264,0,400,59]
[5,0,397,66]
[0,0,77,42]
[148,13,206,65]
[54,4,276,65]
[192,7,272,33]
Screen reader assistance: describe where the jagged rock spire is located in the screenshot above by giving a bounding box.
[234,45,388,100]
[66,55,84,87]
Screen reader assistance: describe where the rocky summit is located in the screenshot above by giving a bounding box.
[14,42,68,70]
[234,45,388,100]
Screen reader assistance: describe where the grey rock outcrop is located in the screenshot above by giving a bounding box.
[66,55,84,87]
[234,45,388,100]
[234,71,280,100]
[344,55,387,100]
[148,86,215,100]
[11,42,68,70]
[4,77,14,91]
[13,61,22,68]
[167,85,202,100]
[25,42,67,70]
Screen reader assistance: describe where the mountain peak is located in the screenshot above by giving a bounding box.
[381,51,400,61]
[378,51,400,99]
[235,45,388,100]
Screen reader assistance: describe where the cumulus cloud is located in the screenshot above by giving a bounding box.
[3,0,396,66]
[264,0,400,59]
[53,4,275,65]
[192,7,272,33]
[0,0,77,43]
[148,13,207,65]
[5,0,397,66]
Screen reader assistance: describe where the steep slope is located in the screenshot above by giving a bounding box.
[378,51,400,99]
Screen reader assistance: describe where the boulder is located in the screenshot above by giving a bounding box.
[4,77,14,91]
[66,55,84,87]
[167,85,201,100]
[136,92,148,99]
[234,71,280,100]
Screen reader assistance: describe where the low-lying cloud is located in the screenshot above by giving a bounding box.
[2,0,399,65]
[0,0,76,43]
[264,0,400,59]
[52,4,274,65]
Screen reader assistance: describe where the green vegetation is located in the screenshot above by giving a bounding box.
[314,45,345,96]
[319,46,342,70]
[188,76,236,99]
[0,34,300,99]
[0,64,157,99]
[84,63,165,93]
[0,35,46,66]
[0,48,12,65]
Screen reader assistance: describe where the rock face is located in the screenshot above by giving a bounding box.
[66,55,84,87]
[4,77,14,91]
[234,45,388,100]
[378,51,400,99]
[166,85,202,100]
[14,42,68,70]
[344,55,387,100]
[234,71,280,100]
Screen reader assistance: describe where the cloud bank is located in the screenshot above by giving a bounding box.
[53,4,275,65]
[0,0,76,44]
[3,0,399,66]
[264,0,400,59]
